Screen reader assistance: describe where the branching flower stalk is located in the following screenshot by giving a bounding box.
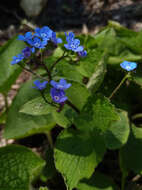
[109,73,130,100]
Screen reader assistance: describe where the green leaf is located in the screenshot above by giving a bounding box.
[66,82,90,111]
[108,50,142,65]
[54,60,84,84]
[0,144,45,190]
[77,172,118,190]
[104,110,130,150]
[77,34,97,50]
[75,94,120,132]
[0,35,25,93]
[39,187,49,190]
[54,129,106,190]
[120,124,142,174]
[76,49,103,78]
[86,51,107,93]
[132,65,142,87]
[4,80,56,140]
[20,95,78,128]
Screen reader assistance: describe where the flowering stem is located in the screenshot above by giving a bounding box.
[18,63,48,81]
[41,63,52,81]
[40,91,58,108]
[50,51,67,71]
[40,49,52,81]
[66,100,80,113]
[57,103,65,112]
[109,73,130,100]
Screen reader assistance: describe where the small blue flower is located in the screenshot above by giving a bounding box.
[11,54,24,65]
[120,61,137,71]
[28,37,47,49]
[22,47,35,58]
[50,79,71,90]
[51,32,62,44]
[33,80,48,90]
[64,32,84,52]
[18,32,33,43]
[78,50,87,57]
[34,26,52,41]
[50,88,68,103]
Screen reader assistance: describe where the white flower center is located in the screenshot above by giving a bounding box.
[41,33,47,38]
[35,42,40,47]
[71,44,76,49]
[54,96,59,101]
[58,85,63,88]
[126,65,131,70]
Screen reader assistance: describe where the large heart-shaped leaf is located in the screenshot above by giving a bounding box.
[77,172,118,190]
[20,96,77,128]
[4,80,56,140]
[0,145,45,190]
[54,128,106,190]
[120,124,142,174]
[74,94,120,132]
[104,110,130,150]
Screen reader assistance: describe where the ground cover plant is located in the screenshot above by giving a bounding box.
[0,21,142,190]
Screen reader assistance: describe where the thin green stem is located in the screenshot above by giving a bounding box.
[66,100,80,113]
[18,63,48,81]
[109,73,130,100]
[40,91,58,108]
[50,51,67,71]
[40,49,52,81]
[47,131,53,148]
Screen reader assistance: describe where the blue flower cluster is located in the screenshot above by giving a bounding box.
[33,80,48,90]
[11,46,35,65]
[33,78,71,104]
[11,26,62,65]
[120,61,137,71]
[18,26,62,51]
[64,32,87,56]
[11,27,87,65]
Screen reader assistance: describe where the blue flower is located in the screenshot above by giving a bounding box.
[33,80,48,90]
[50,88,68,103]
[11,54,24,65]
[78,50,87,57]
[28,37,47,49]
[120,61,137,71]
[18,32,33,43]
[50,79,71,90]
[34,26,52,41]
[64,32,84,52]
[51,32,62,44]
[22,47,35,58]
